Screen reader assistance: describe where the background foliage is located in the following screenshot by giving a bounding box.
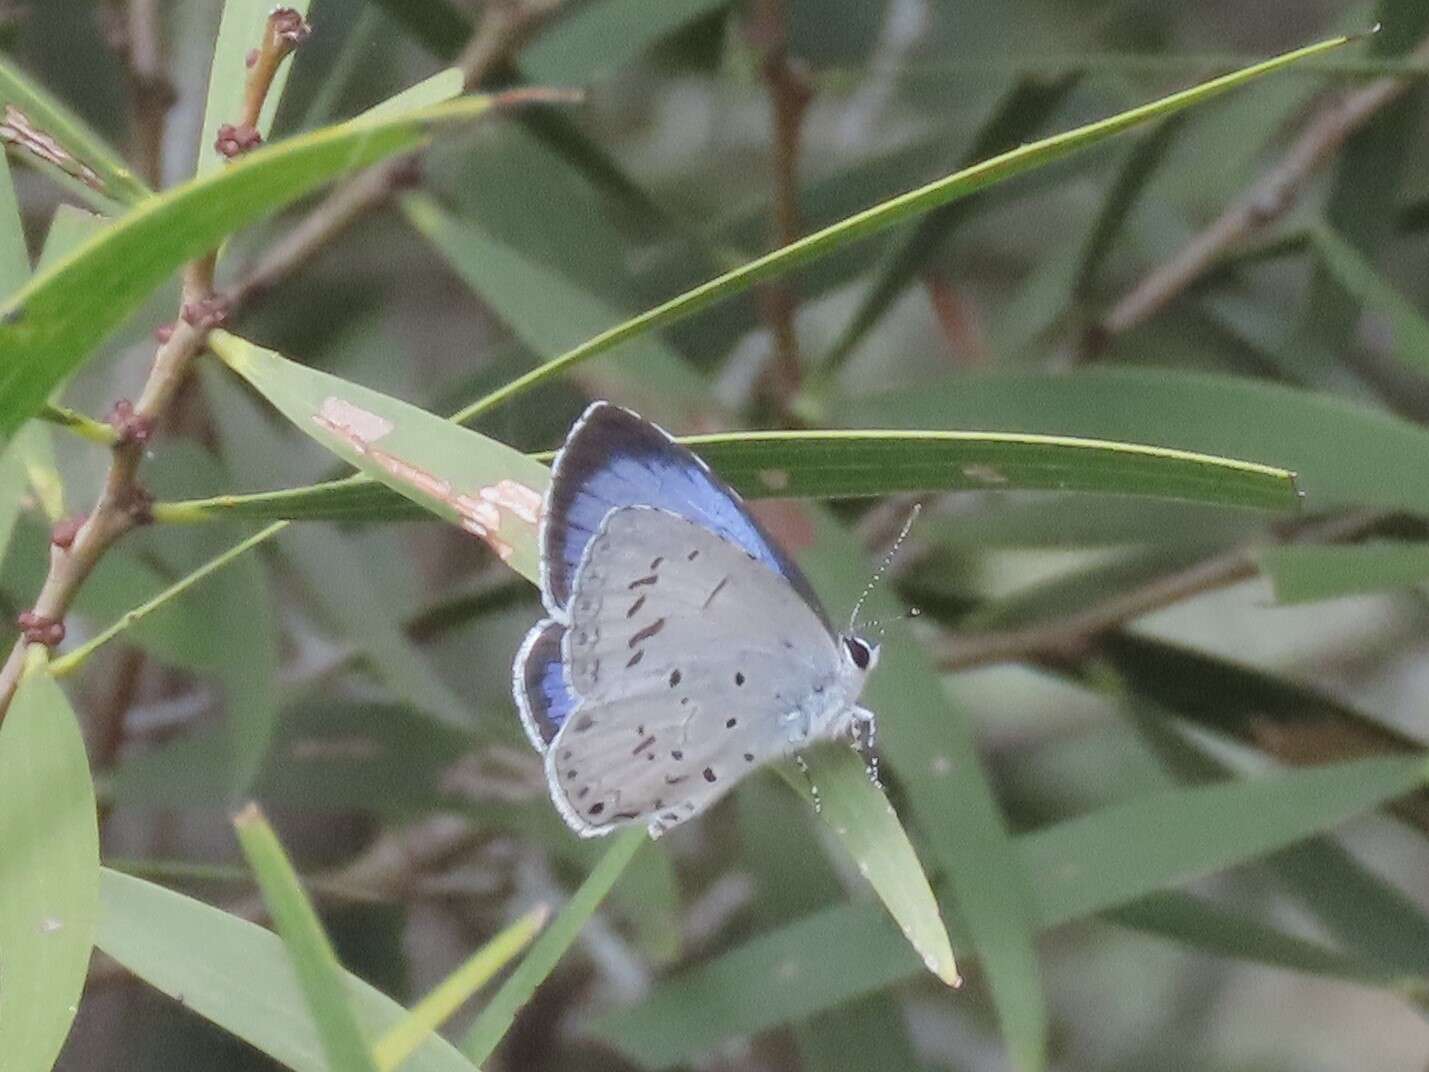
[0,1,1426,1070]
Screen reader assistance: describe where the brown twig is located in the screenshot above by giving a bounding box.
[1078,33,1429,360]
[936,511,1383,671]
[749,0,811,409]
[0,11,311,720]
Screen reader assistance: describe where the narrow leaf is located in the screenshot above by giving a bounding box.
[1312,223,1429,378]
[97,869,476,1072]
[209,330,547,582]
[836,368,1429,515]
[594,754,1429,1066]
[374,904,549,1072]
[0,653,99,1070]
[1259,542,1429,603]
[233,804,379,1072]
[461,828,645,1065]
[0,93,511,441]
[1022,756,1429,926]
[0,53,149,204]
[153,426,1300,523]
[0,152,27,292]
[197,0,315,178]
[450,34,1355,421]
[357,68,465,122]
[779,744,960,986]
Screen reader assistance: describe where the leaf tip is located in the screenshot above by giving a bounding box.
[231,800,264,829]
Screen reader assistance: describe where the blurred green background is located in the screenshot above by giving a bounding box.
[5,0,1429,1069]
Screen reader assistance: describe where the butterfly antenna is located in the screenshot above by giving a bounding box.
[849,503,922,633]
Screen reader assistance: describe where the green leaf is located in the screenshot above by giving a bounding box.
[461,828,645,1065]
[50,522,286,679]
[447,34,1354,422]
[35,204,108,273]
[0,52,149,205]
[0,152,27,292]
[520,0,734,83]
[1259,542,1429,603]
[823,73,1080,373]
[796,513,1045,1070]
[233,804,379,1072]
[209,330,548,583]
[834,368,1429,514]
[375,905,549,1072]
[357,67,465,122]
[0,654,99,1071]
[216,541,282,796]
[0,93,508,442]
[197,1,315,178]
[1104,890,1412,990]
[1073,113,1189,299]
[778,744,960,986]
[593,900,917,1068]
[1311,224,1429,378]
[368,0,471,56]
[97,868,477,1072]
[278,523,475,730]
[401,193,712,422]
[1020,755,1429,926]
[154,426,1301,523]
[594,755,1429,1066]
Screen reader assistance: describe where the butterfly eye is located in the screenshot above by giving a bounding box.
[844,636,872,670]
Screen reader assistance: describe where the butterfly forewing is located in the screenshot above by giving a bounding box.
[547,506,843,836]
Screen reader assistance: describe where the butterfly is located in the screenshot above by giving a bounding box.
[514,403,874,840]
[512,402,882,839]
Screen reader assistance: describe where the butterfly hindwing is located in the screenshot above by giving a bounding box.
[513,618,578,750]
[546,506,843,837]
[540,402,829,626]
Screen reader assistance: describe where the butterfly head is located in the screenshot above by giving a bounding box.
[841,634,880,679]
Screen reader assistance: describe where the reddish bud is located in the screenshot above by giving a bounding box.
[50,515,83,549]
[270,8,312,46]
[245,48,259,68]
[16,611,64,646]
[153,321,174,343]
[109,399,155,447]
[180,295,228,330]
[214,122,262,158]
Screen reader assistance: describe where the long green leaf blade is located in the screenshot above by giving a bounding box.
[0,652,99,1071]
[0,53,149,205]
[233,804,379,1072]
[0,93,509,441]
[153,427,1300,523]
[451,34,1354,421]
[96,869,477,1072]
[594,754,1428,1066]
[1259,542,1429,603]
[461,828,645,1064]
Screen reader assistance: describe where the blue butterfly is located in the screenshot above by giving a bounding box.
[513,402,881,839]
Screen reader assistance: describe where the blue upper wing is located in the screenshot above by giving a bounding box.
[539,402,830,628]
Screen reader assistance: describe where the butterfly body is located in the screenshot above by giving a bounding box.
[514,403,878,839]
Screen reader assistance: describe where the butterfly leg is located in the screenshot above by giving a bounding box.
[793,752,821,813]
[851,706,882,789]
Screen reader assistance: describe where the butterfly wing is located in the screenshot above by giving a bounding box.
[546,506,844,837]
[539,402,829,628]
